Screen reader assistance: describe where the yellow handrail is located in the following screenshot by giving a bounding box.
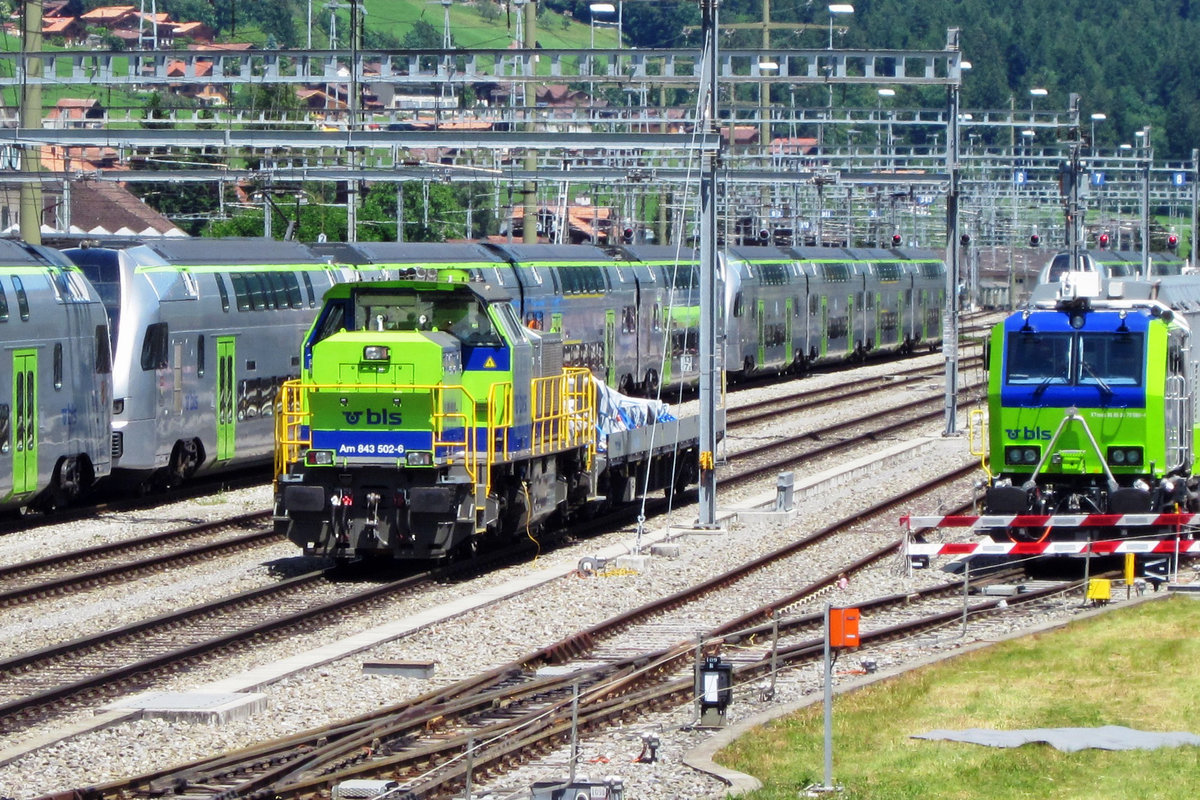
[274,371,597,497]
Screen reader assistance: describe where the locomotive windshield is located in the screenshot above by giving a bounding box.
[1005,331,1144,387]
[350,290,502,345]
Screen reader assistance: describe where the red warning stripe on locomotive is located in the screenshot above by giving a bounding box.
[900,513,1200,530]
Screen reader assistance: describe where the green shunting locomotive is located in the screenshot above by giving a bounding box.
[274,272,704,562]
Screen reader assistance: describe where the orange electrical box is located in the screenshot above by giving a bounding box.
[830,607,861,648]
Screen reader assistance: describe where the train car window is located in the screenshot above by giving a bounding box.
[733,291,744,318]
[214,274,231,312]
[876,262,902,282]
[302,272,317,307]
[96,326,112,374]
[140,323,169,371]
[0,404,8,454]
[794,296,802,317]
[229,273,252,311]
[53,343,63,390]
[197,334,205,377]
[920,262,945,279]
[265,272,290,309]
[621,305,636,333]
[0,281,7,321]
[759,263,790,286]
[652,303,662,331]
[284,273,303,309]
[12,277,29,320]
[809,294,819,316]
[244,273,270,310]
[820,263,850,282]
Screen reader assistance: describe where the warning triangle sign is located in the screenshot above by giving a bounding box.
[484,356,496,368]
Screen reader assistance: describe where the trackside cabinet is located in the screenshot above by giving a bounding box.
[830,607,860,648]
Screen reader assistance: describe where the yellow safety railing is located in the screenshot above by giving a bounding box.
[968,407,993,479]
[275,378,309,485]
[274,370,597,499]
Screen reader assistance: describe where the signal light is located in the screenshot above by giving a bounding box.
[1099,232,1110,249]
[1168,234,1179,250]
[960,233,970,246]
[891,233,902,246]
[1030,233,1040,247]
[622,227,635,243]
[758,229,770,242]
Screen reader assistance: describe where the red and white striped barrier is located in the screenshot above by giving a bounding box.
[905,539,1200,557]
[900,513,1200,530]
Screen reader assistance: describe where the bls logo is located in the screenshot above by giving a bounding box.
[343,408,403,425]
[1006,426,1051,441]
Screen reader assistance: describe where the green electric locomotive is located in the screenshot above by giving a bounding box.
[979,269,1200,542]
[274,272,701,562]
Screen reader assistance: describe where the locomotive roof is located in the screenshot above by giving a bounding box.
[138,237,331,265]
[308,241,505,266]
[327,277,514,304]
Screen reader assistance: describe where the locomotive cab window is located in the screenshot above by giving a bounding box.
[1005,333,1072,385]
[1079,333,1144,387]
[0,281,8,321]
[141,322,170,371]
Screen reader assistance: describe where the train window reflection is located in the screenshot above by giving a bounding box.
[1005,333,1072,385]
[1079,333,1143,386]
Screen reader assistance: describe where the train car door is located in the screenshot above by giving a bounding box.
[11,350,37,497]
[820,296,829,358]
[785,298,794,365]
[216,337,236,461]
[604,308,616,386]
[756,299,766,369]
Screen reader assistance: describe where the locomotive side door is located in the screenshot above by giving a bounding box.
[216,337,236,461]
[12,350,37,497]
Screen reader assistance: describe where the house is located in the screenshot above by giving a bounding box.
[44,98,106,129]
[42,16,86,44]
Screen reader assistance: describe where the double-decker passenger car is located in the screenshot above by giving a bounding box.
[0,239,111,511]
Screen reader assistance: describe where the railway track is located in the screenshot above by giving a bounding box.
[50,463,995,799]
[0,511,274,609]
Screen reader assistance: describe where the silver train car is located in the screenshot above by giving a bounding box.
[0,239,112,512]
[65,238,343,488]
[722,245,946,378]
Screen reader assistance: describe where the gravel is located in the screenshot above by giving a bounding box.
[0,351,1109,800]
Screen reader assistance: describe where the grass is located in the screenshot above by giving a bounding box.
[716,595,1200,800]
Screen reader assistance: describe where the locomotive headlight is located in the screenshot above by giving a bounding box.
[363,345,390,361]
[405,451,433,466]
[305,450,335,466]
[1108,447,1143,466]
[1005,446,1040,466]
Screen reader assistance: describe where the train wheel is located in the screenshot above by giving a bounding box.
[165,439,201,487]
[642,369,659,396]
[41,456,86,511]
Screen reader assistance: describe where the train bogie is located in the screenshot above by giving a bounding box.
[0,240,112,512]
